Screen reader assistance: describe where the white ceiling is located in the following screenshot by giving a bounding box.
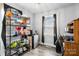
[7,3,75,14]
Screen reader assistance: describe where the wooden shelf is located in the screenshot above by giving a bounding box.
[66,21,74,33]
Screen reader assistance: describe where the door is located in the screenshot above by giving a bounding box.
[43,15,55,47]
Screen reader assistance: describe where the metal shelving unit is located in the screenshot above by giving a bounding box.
[3,4,30,56]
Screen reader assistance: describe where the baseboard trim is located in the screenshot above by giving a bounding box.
[39,43,56,48]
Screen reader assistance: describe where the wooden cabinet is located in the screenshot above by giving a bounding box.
[64,18,79,56]
[64,41,78,56]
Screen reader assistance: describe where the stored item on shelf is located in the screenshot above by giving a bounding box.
[66,21,73,33]
[20,19,26,24]
[20,27,30,35]
[9,41,18,48]
[18,48,23,53]
[5,8,13,17]
[11,9,18,15]
[16,26,21,31]
[19,17,30,24]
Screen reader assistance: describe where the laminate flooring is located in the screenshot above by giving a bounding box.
[23,45,62,56]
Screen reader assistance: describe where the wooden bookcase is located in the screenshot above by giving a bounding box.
[64,18,79,56]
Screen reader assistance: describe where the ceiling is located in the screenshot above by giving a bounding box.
[7,3,75,14]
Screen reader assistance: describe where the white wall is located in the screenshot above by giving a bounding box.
[75,4,79,20]
[34,4,79,45]
[0,4,5,56]
[58,4,76,36]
